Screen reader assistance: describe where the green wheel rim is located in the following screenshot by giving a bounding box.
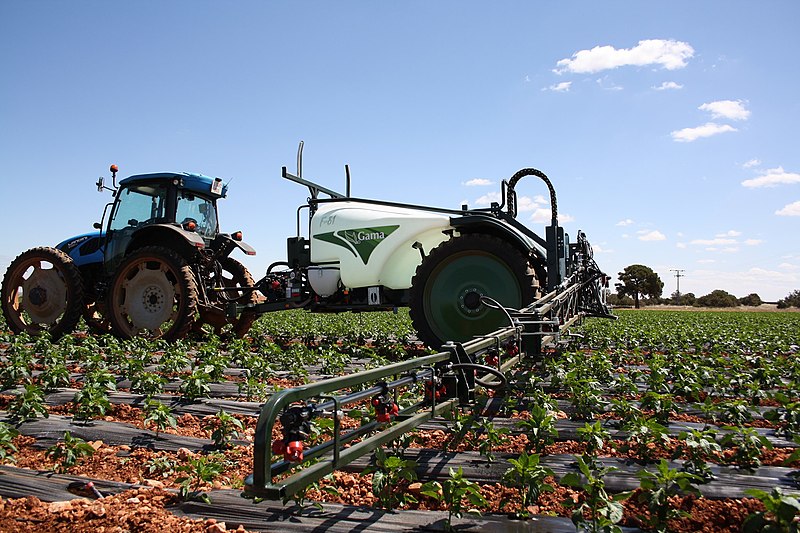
[423,249,523,343]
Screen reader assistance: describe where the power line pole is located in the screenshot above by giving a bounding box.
[670,269,685,304]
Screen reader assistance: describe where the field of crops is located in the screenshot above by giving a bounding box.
[1,308,800,532]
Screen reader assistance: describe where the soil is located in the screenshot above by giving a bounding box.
[1,414,777,533]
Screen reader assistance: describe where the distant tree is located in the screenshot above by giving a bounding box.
[696,289,739,308]
[777,289,800,309]
[681,293,697,306]
[607,293,635,307]
[738,293,763,307]
[616,264,664,309]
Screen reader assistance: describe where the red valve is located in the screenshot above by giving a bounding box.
[486,354,499,367]
[424,380,448,403]
[372,396,399,423]
[505,342,519,358]
[284,441,304,462]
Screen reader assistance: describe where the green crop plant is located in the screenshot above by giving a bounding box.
[516,404,559,454]
[130,371,167,398]
[561,454,630,533]
[73,383,112,421]
[179,369,212,400]
[176,453,226,503]
[472,417,509,463]
[577,420,610,456]
[8,383,49,422]
[362,447,419,510]
[720,426,772,471]
[0,341,33,388]
[567,378,608,420]
[501,451,554,519]
[143,399,177,436]
[635,459,701,532]
[743,488,800,533]
[672,429,721,482]
[37,360,71,392]
[0,422,20,464]
[765,392,800,439]
[46,431,96,473]
[421,467,487,531]
[639,391,675,425]
[204,409,244,449]
[620,415,671,463]
[144,455,179,478]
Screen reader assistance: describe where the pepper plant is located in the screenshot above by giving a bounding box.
[421,467,487,531]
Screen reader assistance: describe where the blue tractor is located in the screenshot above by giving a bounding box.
[1,165,258,341]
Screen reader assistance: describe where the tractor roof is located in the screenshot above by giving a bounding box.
[119,172,228,198]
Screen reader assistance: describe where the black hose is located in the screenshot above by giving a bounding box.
[506,168,558,226]
[450,363,507,389]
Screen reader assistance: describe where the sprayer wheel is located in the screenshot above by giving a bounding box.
[409,234,535,349]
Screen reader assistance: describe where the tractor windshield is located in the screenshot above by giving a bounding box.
[109,184,168,231]
[176,191,218,238]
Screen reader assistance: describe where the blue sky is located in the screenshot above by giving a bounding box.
[1,2,798,302]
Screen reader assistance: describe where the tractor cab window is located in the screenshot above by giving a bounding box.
[109,184,168,231]
[176,191,218,238]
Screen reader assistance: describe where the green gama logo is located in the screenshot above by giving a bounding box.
[315,225,399,265]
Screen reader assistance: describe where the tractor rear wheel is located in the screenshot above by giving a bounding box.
[409,234,535,348]
[108,246,198,341]
[1,246,84,340]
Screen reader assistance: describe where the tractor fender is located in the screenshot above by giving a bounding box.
[449,215,546,266]
[126,224,205,261]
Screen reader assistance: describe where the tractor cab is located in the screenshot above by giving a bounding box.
[102,171,227,272]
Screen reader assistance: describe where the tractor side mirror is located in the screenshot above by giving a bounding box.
[96,177,104,192]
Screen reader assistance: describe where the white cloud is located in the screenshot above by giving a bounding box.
[654,81,683,90]
[546,81,572,92]
[596,76,623,91]
[671,122,737,142]
[530,209,573,224]
[676,242,687,249]
[779,262,798,270]
[616,218,634,226]
[554,39,694,74]
[776,200,800,216]
[691,238,737,246]
[744,239,762,246]
[697,259,716,264]
[475,192,501,206]
[638,230,666,241]
[463,178,493,186]
[743,159,761,168]
[531,208,552,223]
[742,167,800,188]
[716,230,741,238]
[516,196,543,212]
[699,100,750,121]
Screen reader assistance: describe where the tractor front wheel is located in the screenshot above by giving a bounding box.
[108,246,198,341]
[1,246,85,340]
[409,234,535,348]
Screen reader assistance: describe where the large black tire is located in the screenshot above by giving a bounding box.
[108,246,198,342]
[409,234,535,349]
[1,246,84,340]
[197,257,258,338]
